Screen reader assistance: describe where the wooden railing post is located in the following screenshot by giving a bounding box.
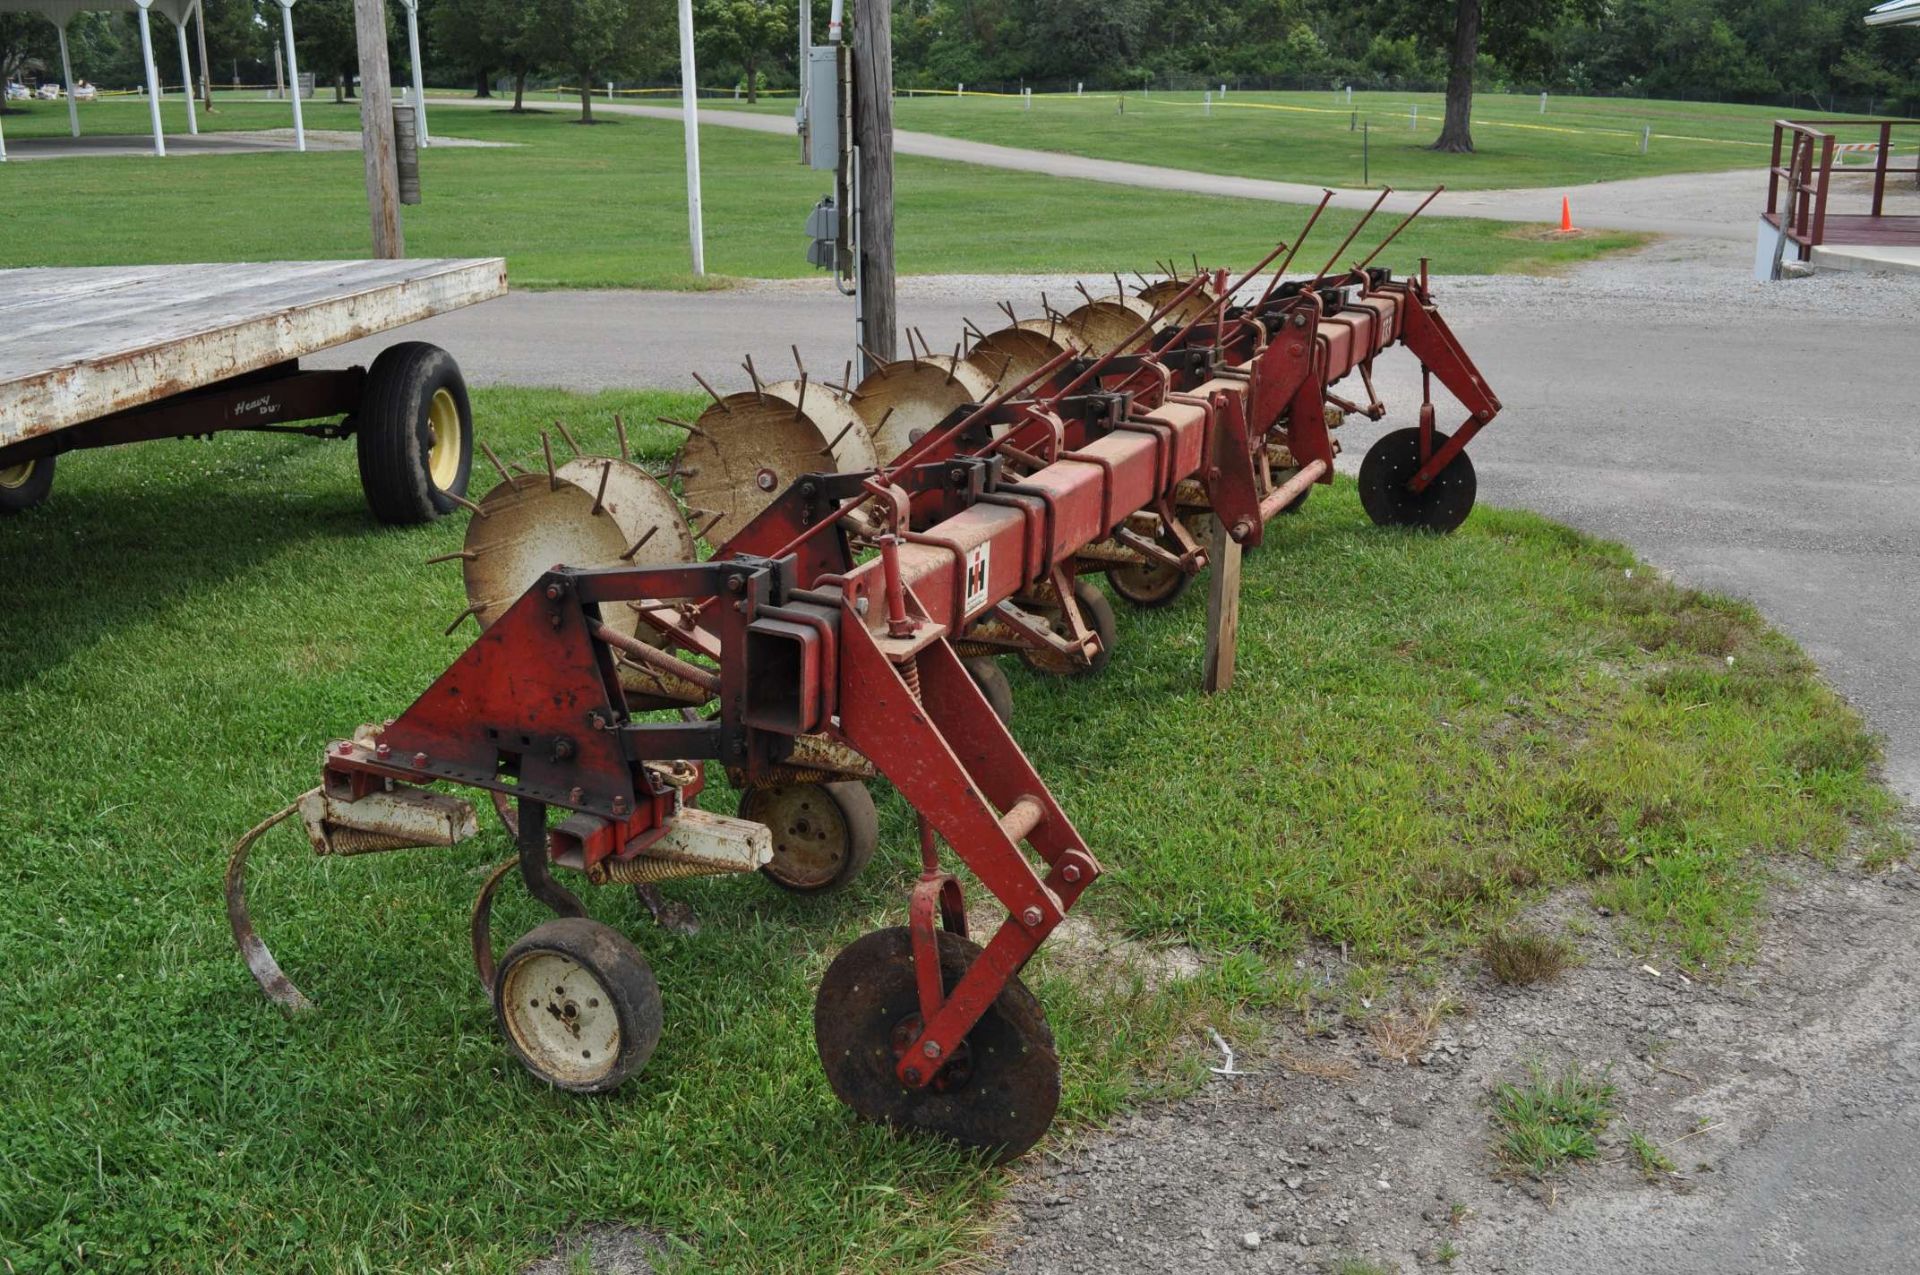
[1873,120,1892,217]
[1812,134,1834,250]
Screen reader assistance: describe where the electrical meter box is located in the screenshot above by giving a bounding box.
[806,45,841,171]
[805,197,840,270]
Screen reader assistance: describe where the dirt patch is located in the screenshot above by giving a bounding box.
[994,851,1920,1273]
[521,1222,673,1274]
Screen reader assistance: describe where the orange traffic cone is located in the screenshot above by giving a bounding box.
[1558,195,1578,233]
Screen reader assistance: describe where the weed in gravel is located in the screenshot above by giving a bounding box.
[1332,1259,1399,1275]
[1627,1129,1677,1181]
[1492,1062,1618,1178]
[1483,927,1576,985]
[1435,1238,1462,1264]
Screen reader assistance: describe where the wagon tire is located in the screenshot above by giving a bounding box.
[0,455,55,514]
[355,342,474,525]
[744,780,878,894]
[493,917,662,1094]
[964,657,1015,725]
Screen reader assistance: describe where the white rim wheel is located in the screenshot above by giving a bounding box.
[492,917,662,1094]
[500,951,623,1087]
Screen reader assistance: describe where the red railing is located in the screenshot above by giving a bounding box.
[1768,117,1920,254]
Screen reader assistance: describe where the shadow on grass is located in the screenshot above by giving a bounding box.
[0,440,384,690]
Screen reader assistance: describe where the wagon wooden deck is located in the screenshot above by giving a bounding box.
[0,257,506,445]
[0,257,506,522]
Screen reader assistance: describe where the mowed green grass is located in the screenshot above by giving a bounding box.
[708,86,1901,191]
[0,97,1644,285]
[0,388,1902,1272]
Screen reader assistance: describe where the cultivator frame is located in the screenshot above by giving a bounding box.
[229,191,1503,1159]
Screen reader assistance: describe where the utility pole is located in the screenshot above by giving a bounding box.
[353,0,404,257]
[851,0,895,367]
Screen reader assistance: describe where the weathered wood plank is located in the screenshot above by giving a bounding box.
[1203,515,1242,693]
[0,258,506,445]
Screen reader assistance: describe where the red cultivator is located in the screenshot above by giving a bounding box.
[230,195,1501,1160]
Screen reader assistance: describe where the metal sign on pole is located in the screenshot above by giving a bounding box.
[676,0,706,277]
[353,0,404,257]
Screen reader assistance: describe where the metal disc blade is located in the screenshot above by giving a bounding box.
[678,380,875,543]
[1137,276,1221,328]
[1063,296,1160,356]
[462,457,696,636]
[815,926,1060,1163]
[963,323,1079,395]
[1357,426,1477,533]
[852,357,998,462]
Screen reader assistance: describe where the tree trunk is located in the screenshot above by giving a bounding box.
[745,55,757,103]
[475,68,492,98]
[513,67,526,111]
[578,74,593,123]
[334,72,346,103]
[1431,0,1478,154]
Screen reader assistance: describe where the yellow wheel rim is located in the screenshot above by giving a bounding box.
[426,388,462,491]
[0,461,35,490]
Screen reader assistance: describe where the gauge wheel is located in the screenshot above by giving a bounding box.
[1358,426,1476,533]
[493,917,662,1094]
[742,781,878,894]
[0,456,55,514]
[355,342,474,525]
[964,656,1014,725]
[815,926,1060,1163]
[1106,535,1193,609]
[1020,578,1117,678]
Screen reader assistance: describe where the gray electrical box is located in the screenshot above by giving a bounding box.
[806,45,841,171]
[806,196,840,269]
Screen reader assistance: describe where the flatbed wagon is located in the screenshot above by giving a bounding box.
[0,257,506,521]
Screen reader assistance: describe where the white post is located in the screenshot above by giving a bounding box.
[134,0,165,156]
[1539,91,1547,114]
[174,15,198,134]
[400,0,428,143]
[1204,89,1211,117]
[1345,84,1351,104]
[607,81,614,99]
[1410,102,1418,129]
[676,0,705,276]
[956,82,963,98]
[1640,124,1651,155]
[277,0,304,152]
[1076,81,1082,96]
[57,22,79,137]
[1023,86,1030,111]
[1221,82,1227,97]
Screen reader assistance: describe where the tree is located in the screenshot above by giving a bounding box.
[1433,0,1479,152]
[696,0,790,103]
[534,0,663,123]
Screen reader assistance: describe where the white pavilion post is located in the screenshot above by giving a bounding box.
[0,105,8,162]
[57,22,80,137]
[133,0,166,156]
[676,0,705,276]
[276,0,305,152]
[399,0,428,143]
[174,12,198,134]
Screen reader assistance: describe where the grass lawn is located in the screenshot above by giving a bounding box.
[0,388,1902,1272]
[707,87,1899,192]
[0,97,1644,287]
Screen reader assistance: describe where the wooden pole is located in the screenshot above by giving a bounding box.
[851,0,896,368]
[1202,516,1241,693]
[353,0,404,258]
